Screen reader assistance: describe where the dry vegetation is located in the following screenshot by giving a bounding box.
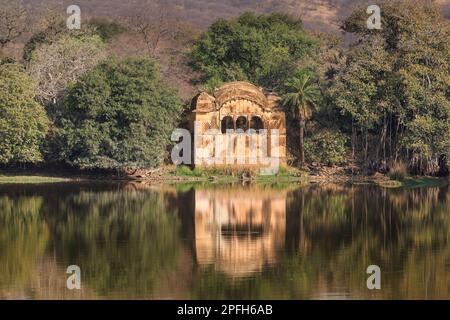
[1,0,445,100]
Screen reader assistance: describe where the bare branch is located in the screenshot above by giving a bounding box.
[125,0,173,57]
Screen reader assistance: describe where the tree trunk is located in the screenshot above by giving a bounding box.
[299,120,305,165]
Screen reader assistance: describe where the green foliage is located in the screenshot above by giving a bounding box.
[87,18,126,42]
[174,166,254,179]
[282,71,320,164]
[304,129,348,165]
[59,58,183,170]
[175,165,199,177]
[22,17,123,63]
[173,165,305,181]
[0,63,50,165]
[282,71,320,120]
[190,12,317,90]
[328,1,449,175]
[400,115,449,174]
[328,37,388,129]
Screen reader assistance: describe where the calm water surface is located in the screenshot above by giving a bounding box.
[0,182,448,299]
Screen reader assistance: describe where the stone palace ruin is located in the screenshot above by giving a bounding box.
[189,81,286,169]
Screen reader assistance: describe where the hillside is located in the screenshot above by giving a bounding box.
[10,0,449,99]
[25,0,448,34]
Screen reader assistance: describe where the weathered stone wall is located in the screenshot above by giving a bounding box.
[190,81,286,168]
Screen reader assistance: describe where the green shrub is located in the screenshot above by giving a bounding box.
[175,166,198,177]
[87,18,126,42]
[304,129,348,165]
[0,63,50,165]
[59,58,183,170]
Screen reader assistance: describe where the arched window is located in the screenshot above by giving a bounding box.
[221,116,234,134]
[236,116,248,131]
[250,116,264,131]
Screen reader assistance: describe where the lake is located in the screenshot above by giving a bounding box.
[0,181,448,299]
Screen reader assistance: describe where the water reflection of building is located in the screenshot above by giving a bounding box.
[194,188,286,277]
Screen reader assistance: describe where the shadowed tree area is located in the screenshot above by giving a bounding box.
[188,184,450,299]
[0,196,49,292]
[44,188,185,298]
[0,183,448,299]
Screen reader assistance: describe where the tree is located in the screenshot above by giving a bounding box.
[190,12,317,91]
[59,58,183,171]
[328,36,390,165]
[126,0,172,57]
[0,63,50,165]
[0,0,28,53]
[282,72,320,165]
[23,15,122,63]
[328,1,449,175]
[88,18,126,42]
[304,129,347,166]
[26,34,106,118]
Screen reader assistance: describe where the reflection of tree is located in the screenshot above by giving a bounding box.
[0,196,48,293]
[0,183,448,299]
[46,190,183,298]
[190,184,450,299]
[283,185,450,299]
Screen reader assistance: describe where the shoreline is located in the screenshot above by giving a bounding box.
[1,169,448,188]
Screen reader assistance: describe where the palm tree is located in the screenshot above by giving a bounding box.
[282,72,319,165]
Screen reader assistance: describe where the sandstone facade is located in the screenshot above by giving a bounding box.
[189,81,286,168]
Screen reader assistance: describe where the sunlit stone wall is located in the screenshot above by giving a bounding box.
[189,81,286,167]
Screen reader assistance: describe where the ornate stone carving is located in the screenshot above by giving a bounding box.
[192,92,215,112]
[190,81,286,166]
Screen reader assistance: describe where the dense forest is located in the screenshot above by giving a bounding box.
[0,0,448,176]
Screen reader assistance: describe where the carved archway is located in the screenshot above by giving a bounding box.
[250,116,264,131]
[236,116,248,131]
[221,116,234,133]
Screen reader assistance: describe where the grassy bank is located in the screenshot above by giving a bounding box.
[376,177,449,188]
[0,166,447,187]
[0,175,71,184]
[165,165,309,183]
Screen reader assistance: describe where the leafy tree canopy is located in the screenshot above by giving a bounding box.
[190,12,317,91]
[23,18,124,62]
[0,63,50,165]
[329,1,449,174]
[59,58,183,170]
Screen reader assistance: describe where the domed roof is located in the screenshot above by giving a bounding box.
[191,81,282,113]
[213,81,268,110]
